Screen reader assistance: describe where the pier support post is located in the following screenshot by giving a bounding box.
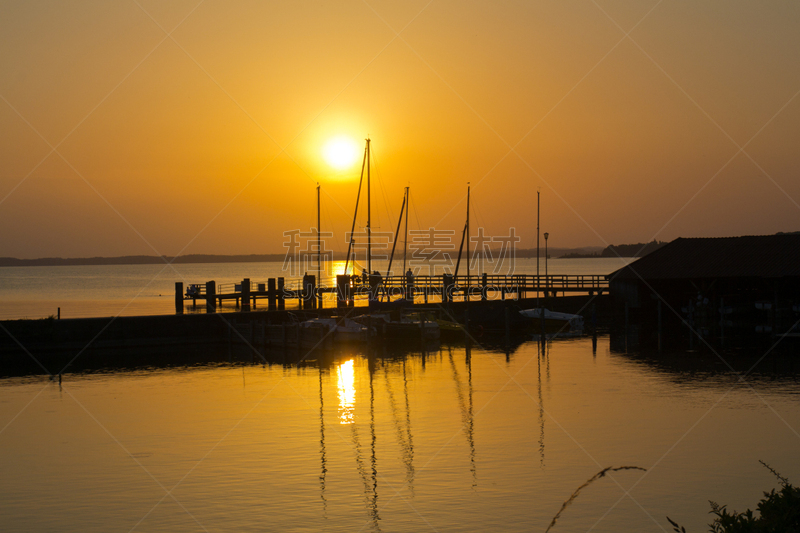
[481,273,487,301]
[278,277,285,310]
[268,278,277,310]
[241,278,251,312]
[256,283,266,309]
[206,281,216,313]
[175,282,184,315]
[368,273,381,302]
[442,274,454,306]
[303,274,316,310]
[336,275,350,308]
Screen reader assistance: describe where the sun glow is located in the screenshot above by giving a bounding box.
[323,136,360,170]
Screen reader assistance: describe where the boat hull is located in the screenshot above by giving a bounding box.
[519,308,584,332]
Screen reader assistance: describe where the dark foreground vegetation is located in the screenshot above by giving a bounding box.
[668,462,800,533]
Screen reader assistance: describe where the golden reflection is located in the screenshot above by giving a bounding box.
[337,359,356,424]
[329,260,357,278]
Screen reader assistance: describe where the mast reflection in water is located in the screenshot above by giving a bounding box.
[337,359,356,424]
[2,336,800,531]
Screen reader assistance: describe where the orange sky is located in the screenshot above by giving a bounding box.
[1,0,798,258]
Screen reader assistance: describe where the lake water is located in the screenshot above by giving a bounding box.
[1,335,798,532]
[2,258,797,531]
[0,257,632,320]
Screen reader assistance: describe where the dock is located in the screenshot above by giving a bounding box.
[176,273,609,313]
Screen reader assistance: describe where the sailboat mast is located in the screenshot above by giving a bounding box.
[344,144,368,276]
[466,183,470,277]
[366,137,371,275]
[453,184,469,278]
[537,189,540,308]
[317,183,321,304]
[386,190,407,278]
[402,186,409,274]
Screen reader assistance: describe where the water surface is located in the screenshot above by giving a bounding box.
[1,335,797,532]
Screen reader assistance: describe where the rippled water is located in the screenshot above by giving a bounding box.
[1,335,798,532]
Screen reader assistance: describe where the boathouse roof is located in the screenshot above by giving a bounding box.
[609,234,800,280]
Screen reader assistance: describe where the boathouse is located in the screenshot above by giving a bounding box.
[608,234,800,333]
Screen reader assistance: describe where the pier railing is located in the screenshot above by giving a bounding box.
[189,275,606,295]
[375,274,607,292]
[179,273,608,313]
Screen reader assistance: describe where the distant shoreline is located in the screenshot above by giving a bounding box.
[0,247,607,267]
[0,254,289,268]
[6,235,795,267]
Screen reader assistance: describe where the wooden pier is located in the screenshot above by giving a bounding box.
[176,273,609,313]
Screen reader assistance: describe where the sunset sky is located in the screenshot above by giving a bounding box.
[1,0,798,259]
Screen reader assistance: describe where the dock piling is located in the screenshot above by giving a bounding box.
[268,278,277,310]
[336,275,350,308]
[241,278,251,312]
[206,281,216,313]
[443,274,454,306]
[175,282,184,315]
[303,274,316,310]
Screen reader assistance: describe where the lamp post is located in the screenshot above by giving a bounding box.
[543,232,549,298]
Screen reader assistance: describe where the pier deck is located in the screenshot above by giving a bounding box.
[178,274,609,312]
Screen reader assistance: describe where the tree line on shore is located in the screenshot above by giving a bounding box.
[560,240,667,259]
[0,241,667,267]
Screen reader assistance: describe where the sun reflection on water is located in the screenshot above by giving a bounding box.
[337,359,356,424]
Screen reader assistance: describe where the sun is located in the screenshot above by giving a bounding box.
[322,136,360,170]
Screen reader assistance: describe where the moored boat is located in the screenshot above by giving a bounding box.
[356,313,441,340]
[406,311,463,339]
[519,308,584,331]
[300,317,371,343]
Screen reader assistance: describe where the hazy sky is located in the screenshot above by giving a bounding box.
[1,0,798,258]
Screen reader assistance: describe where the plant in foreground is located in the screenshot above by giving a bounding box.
[668,461,800,533]
[545,466,647,532]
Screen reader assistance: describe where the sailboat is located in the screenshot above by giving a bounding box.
[301,183,373,342]
[517,190,584,333]
[343,138,439,339]
[343,138,372,280]
[300,316,372,343]
[519,308,584,332]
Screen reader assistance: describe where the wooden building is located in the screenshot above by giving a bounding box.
[608,234,800,335]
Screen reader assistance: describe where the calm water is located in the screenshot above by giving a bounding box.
[0,257,632,320]
[1,336,798,532]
